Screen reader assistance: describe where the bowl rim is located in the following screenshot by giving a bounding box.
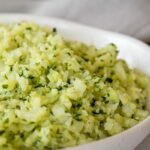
[0,13,149,149]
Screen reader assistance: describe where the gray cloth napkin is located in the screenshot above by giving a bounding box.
[0,0,150,43]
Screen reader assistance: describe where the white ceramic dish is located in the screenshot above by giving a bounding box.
[0,14,149,150]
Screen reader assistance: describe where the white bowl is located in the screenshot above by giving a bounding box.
[0,14,149,150]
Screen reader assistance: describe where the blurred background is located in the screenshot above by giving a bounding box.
[0,0,150,44]
[0,0,149,149]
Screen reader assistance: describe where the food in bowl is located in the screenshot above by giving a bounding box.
[0,22,149,150]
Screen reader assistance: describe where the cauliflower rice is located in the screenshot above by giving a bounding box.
[0,22,149,150]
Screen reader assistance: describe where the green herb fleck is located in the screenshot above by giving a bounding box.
[2,84,8,89]
[52,28,57,33]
